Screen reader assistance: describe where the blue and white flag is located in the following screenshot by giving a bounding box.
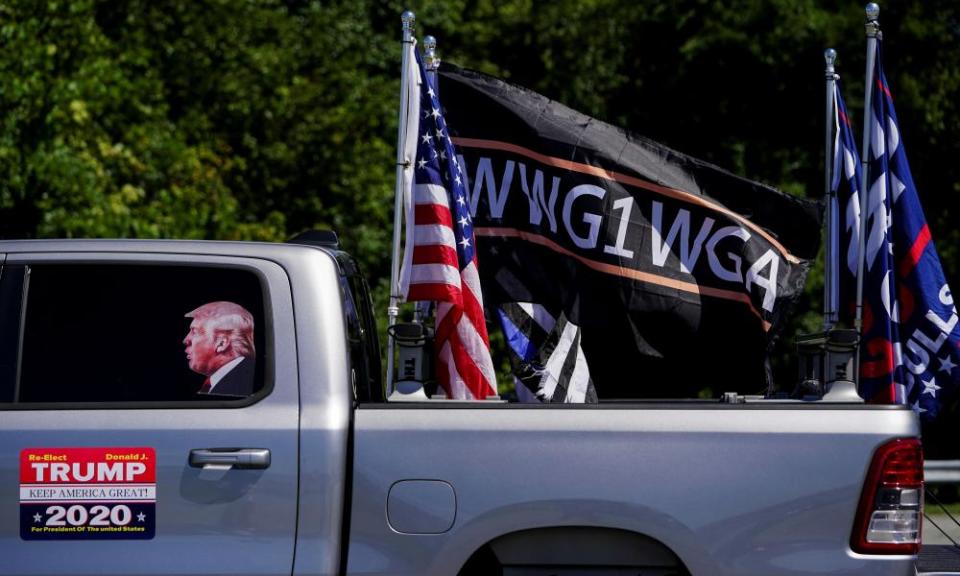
[830,80,864,327]
[855,38,960,419]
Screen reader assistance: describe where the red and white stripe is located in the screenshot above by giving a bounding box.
[406,183,461,302]
[405,182,497,399]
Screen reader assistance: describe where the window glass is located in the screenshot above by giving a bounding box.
[347,273,382,401]
[13,264,266,404]
[0,266,25,403]
[341,272,382,402]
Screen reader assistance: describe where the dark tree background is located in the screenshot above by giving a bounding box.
[2,0,959,450]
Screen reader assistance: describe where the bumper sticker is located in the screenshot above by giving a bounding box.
[20,447,156,540]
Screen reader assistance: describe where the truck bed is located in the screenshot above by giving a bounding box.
[347,402,918,576]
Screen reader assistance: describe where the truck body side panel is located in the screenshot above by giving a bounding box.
[348,405,919,576]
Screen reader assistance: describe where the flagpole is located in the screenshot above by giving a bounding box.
[823,48,838,331]
[854,3,880,380]
[413,34,440,326]
[423,35,440,92]
[388,10,416,398]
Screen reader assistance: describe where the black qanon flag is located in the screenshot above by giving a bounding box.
[438,66,822,397]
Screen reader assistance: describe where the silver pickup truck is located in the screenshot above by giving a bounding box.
[0,238,922,576]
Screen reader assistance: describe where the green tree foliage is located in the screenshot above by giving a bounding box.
[2,1,239,239]
[1,1,959,401]
[1,0,396,282]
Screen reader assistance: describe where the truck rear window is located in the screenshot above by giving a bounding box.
[0,264,267,405]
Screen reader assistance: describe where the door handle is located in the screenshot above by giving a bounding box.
[189,448,271,470]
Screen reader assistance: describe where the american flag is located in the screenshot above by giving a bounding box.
[840,37,960,419]
[399,49,497,399]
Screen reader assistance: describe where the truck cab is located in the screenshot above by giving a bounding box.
[0,238,362,576]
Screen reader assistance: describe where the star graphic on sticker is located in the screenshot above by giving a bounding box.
[137,512,147,522]
[459,237,471,249]
[922,377,941,397]
[33,513,42,523]
[939,355,957,374]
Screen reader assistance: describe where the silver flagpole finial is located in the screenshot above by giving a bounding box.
[401,10,416,36]
[423,35,440,71]
[423,35,441,99]
[825,48,837,79]
[865,3,880,37]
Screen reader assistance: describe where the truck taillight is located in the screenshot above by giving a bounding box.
[851,438,923,555]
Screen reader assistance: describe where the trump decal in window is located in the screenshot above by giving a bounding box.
[11,264,267,405]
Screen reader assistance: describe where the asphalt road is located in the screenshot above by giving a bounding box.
[925,513,960,546]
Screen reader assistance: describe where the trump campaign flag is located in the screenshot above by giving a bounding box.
[438,65,822,398]
[856,38,960,419]
[398,50,497,400]
[830,76,902,404]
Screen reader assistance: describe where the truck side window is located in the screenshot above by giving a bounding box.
[342,273,383,402]
[0,265,25,403]
[6,264,267,405]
